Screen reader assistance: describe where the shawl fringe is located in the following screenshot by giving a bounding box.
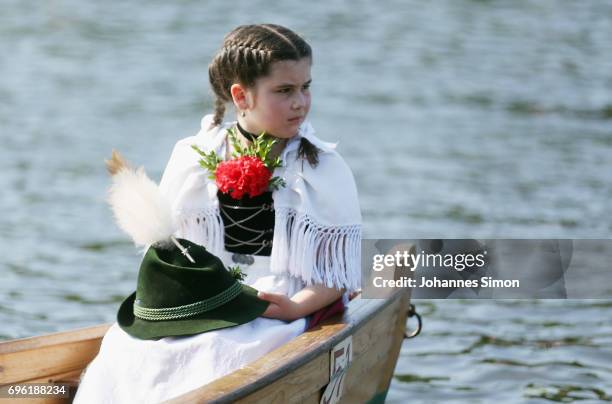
[174,207,361,292]
[175,207,224,257]
[271,207,361,292]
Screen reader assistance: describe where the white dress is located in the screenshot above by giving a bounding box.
[74,251,307,404]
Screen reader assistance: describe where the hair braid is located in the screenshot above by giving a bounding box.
[298,138,321,168]
[212,97,226,128]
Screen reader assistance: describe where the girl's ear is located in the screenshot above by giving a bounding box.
[230,84,251,110]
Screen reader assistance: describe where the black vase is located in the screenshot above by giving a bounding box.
[217,190,274,256]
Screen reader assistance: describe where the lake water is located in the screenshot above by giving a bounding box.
[1,1,611,402]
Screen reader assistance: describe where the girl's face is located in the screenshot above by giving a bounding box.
[235,58,312,139]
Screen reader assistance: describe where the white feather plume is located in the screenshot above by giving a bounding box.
[106,150,195,262]
[106,150,175,247]
[108,167,175,247]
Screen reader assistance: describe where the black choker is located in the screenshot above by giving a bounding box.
[236,122,259,142]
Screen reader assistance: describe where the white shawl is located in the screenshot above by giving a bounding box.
[159,114,362,292]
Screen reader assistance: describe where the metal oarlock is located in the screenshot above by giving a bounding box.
[171,236,196,263]
[404,304,422,339]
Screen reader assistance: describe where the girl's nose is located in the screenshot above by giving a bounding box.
[292,92,306,109]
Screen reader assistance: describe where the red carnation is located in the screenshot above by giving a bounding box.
[215,156,272,199]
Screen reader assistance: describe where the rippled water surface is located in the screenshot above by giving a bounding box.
[1,1,611,402]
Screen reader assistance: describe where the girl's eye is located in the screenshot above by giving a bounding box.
[276,84,309,94]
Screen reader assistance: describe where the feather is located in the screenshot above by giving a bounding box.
[108,166,175,248]
[105,149,130,176]
[106,151,195,262]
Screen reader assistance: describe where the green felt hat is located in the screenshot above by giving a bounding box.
[117,239,269,340]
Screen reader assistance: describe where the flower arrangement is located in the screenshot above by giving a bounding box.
[192,127,285,199]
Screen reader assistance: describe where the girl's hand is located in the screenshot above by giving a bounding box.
[258,291,301,321]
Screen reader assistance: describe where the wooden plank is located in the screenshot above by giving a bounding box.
[20,368,82,385]
[235,351,329,404]
[342,293,408,403]
[0,324,109,384]
[340,296,403,403]
[374,292,409,394]
[0,325,109,355]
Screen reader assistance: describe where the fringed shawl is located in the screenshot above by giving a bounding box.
[159,114,362,292]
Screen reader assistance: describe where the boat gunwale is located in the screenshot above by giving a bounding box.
[0,324,110,356]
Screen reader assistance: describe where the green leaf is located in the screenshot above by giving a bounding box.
[192,144,221,176]
[269,176,286,191]
[228,265,246,282]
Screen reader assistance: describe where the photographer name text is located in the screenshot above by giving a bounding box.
[373,276,520,288]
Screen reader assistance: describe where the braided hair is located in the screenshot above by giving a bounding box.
[208,24,320,167]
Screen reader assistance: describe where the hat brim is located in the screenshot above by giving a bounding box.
[117,284,269,340]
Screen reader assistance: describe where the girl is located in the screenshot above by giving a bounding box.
[75,24,361,403]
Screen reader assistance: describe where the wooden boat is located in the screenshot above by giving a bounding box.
[0,254,416,403]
